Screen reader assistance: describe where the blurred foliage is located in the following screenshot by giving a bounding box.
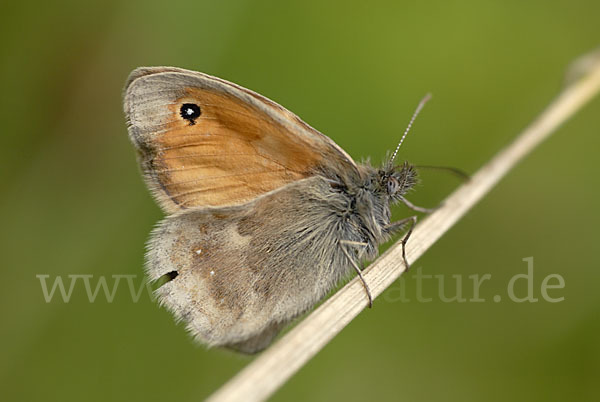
[1,0,599,401]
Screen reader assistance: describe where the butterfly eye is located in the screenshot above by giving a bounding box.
[180,103,201,125]
[387,177,399,195]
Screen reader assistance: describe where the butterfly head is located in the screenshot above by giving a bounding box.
[376,161,417,201]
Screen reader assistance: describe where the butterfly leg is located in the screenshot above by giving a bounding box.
[340,240,373,308]
[399,195,439,213]
[385,215,418,271]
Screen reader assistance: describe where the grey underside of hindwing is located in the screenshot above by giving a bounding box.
[146,176,365,353]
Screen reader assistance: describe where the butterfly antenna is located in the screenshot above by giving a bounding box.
[388,93,432,168]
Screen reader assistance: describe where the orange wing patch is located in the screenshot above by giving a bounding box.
[154,88,319,210]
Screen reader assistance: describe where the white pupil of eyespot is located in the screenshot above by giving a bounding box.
[186,108,193,115]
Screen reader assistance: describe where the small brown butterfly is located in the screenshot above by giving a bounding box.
[124,67,433,353]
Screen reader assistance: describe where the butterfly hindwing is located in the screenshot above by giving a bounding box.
[147,177,355,353]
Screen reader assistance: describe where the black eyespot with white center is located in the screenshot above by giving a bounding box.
[180,103,201,125]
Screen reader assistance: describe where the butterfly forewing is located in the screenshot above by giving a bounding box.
[124,67,358,213]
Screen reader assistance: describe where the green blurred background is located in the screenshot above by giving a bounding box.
[2,0,599,401]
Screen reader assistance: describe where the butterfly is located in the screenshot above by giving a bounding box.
[124,67,433,353]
